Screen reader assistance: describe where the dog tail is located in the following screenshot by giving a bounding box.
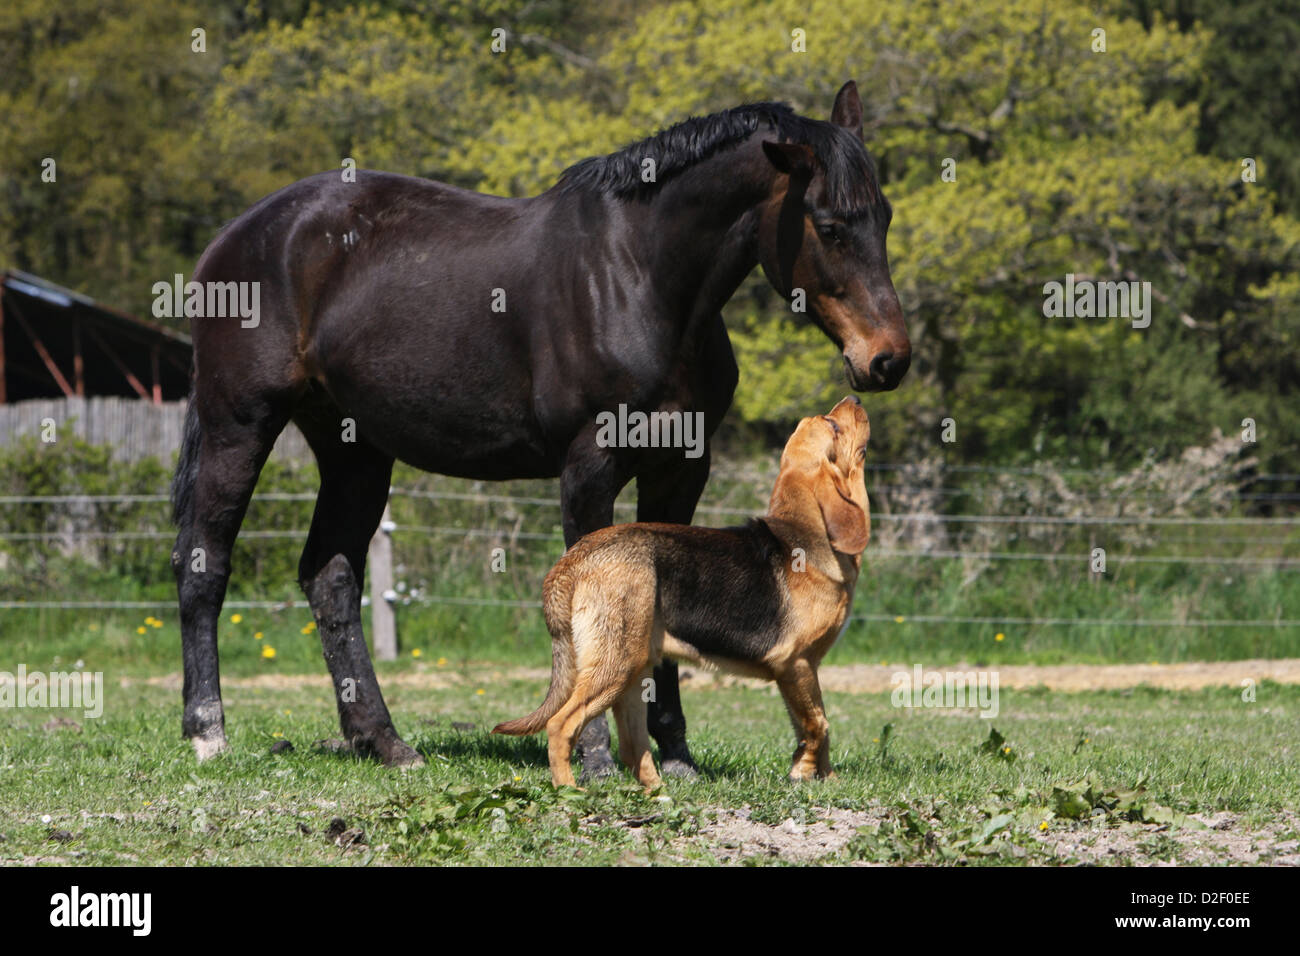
[492,560,578,736]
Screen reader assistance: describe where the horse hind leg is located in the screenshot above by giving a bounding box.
[173,399,288,760]
[295,413,420,767]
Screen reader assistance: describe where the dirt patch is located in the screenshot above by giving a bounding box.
[668,806,1300,866]
[679,659,1300,693]
[816,660,1300,691]
[128,658,1300,695]
[1035,810,1300,865]
[680,805,887,864]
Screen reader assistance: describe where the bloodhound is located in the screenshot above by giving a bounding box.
[494,397,871,789]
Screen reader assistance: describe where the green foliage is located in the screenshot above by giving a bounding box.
[1,0,1297,472]
[0,436,169,597]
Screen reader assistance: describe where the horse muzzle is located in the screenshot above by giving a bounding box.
[846,350,910,392]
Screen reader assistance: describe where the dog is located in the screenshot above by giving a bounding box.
[493,396,871,789]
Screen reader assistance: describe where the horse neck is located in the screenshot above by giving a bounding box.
[639,135,781,326]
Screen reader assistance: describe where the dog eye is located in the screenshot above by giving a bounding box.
[823,416,841,434]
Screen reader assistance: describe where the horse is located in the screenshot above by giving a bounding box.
[171,80,910,775]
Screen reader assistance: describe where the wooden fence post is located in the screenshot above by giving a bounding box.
[369,503,398,660]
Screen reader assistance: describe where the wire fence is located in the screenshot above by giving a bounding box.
[2,482,1297,626]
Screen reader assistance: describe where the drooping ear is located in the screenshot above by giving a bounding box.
[831,80,863,139]
[761,141,816,296]
[817,465,870,555]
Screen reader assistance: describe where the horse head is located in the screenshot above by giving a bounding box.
[757,81,911,392]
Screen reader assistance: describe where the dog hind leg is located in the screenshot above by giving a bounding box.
[613,670,661,792]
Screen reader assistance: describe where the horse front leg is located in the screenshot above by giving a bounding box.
[635,448,712,777]
[559,437,626,780]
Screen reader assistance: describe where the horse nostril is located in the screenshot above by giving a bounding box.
[868,352,894,383]
[869,352,910,389]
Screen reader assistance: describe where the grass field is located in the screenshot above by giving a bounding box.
[3,447,1298,866]
[2,656,1297,866]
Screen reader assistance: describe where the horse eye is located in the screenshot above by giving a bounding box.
[816,223,842,244]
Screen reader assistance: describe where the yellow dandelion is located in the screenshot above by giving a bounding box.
[254,631,263,640]
[411,649,422,658]
[1002,746,1011,754]
[261,645,277,659]
[151,619,163,628]
[894,616,905,623]
[272,731,284,738]
[872,737,880,743]
[143,801,152,807]
[437,657,448,667]
[513,776,521,782]
[1039,821,1049,831]
[230,614,242,624]
[476,688,485,696]
[283,710,291,716]
[995,632,1005,642]
[136,626,147,634]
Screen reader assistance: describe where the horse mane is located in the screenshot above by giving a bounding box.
[555,102,881,216]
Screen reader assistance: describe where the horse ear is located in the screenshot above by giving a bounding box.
[762,140,815,175]
[831,80,863,139]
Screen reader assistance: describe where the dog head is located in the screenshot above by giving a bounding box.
[770,396,871,556]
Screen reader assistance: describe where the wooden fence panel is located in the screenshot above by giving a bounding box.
[0,397,312,463]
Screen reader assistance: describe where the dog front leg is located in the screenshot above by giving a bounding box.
[777,658,833,781]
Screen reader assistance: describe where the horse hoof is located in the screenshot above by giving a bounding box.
[383,741,424,769]
[578,752,619,782]
[191,731,229,762]
[660,758,699,779]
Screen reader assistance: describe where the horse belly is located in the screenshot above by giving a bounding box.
[308,335,556,478]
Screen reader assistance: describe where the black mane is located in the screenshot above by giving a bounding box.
[555,102,881,216]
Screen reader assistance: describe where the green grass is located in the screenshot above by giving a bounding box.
[2,667,1297,865]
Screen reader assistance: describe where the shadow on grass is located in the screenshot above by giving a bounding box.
[413,727,743,783]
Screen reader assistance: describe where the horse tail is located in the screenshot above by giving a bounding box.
[492,560,579,736]
[171,388,202,528]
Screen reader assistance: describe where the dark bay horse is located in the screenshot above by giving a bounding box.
[171,80,910,773]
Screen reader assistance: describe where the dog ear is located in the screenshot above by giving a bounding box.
[817,465,870,555]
